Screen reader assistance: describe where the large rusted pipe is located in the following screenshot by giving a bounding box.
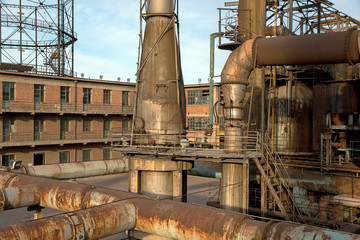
[0,200,136,240]
[134,198,360,240]
[221,29,360,124]
[0,172,359,239]
[10,159,128,180]
[0,185,40,212]
[256,29,360,66]
[0,171,135,211]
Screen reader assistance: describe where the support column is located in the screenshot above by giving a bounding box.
[128,156,192,200]
[220,163,248,213]
[128,156,192,239]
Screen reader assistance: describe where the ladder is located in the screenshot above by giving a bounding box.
[254,133,305,223]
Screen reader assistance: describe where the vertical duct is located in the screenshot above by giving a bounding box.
[134,0,185,145]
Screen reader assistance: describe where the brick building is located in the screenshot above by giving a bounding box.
[0,71,135,166]
[184,82,222,141]
[0,72,223,167]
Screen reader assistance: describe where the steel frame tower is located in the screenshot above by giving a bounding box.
[0,0,77,77]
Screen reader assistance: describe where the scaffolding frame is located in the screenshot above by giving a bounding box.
[0,0,77,77]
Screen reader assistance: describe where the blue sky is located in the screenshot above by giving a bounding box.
[74,0,360,84]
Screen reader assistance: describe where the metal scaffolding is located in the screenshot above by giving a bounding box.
[0,0,77,77]
[266,0,360,34]
[219,0,360,49]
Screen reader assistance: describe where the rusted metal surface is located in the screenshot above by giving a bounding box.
[328,82,359,114]
[0,201,136,240]
[0,171,134,211]
[19,159,128,180]
[263,221,360,240]
[0,172,359,239]
[273,83,313,152]
[1,185,40,211]
[134,198,251,239]
[313,84,328,151]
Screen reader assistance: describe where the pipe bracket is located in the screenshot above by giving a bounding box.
[220,81,249,86]
[0,190,4,213]
[345,28,357,65]
[67,212,85,240]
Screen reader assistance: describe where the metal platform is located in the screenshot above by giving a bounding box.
[112,144,260,163]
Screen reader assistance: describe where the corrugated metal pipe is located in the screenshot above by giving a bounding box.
[0,172,359,240]
[8,159,128,180]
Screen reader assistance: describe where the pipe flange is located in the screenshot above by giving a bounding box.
[345,28,357,65]
[224,106,245,109]
[252,37,262,67]
[221,81,249,86]
[224,117,244,121]
[0,189,5,213]
[67,212,85,240]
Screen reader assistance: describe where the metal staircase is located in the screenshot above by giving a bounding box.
[254,133,305,223]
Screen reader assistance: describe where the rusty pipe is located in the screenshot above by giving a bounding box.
[0,172,359,240]
[11,159,128,180]
[256,29,360,66]
[0,185,40,212]
[0,200,136,240]
[221,29,360,126]
[134,198,360,240]
[0,171,135,212]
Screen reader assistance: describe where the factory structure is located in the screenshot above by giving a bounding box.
[1,0,360,239]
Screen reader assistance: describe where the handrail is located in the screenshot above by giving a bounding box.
[1,100,133,114]
[261,131,306,223]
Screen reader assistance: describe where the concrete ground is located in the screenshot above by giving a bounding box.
[0,173,220,239]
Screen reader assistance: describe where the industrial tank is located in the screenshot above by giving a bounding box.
[273,83,313,153]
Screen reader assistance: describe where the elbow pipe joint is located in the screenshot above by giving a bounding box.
[221,39,257,124]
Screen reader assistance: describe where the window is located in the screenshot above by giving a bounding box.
[34,116,44,141]
[187,90,209,105]
[59,151,70,163]
[83,88,91,104]
[60,86,70,104]
[82,150,91,162]
[83,116,91,132]
[103,148,111,160]
[34,84,44,102]
[2,155,14,167]
[103,89,111,105]
[60,117,69,140]
[3,115,15,142]
[122,91,129,106]
[3,82,14,108]
[103,116,111,138]
[3,82,14,101]
[122,91,129,112]
[122,116,129,130]
[34,153,44,165]
[187,117,209,130]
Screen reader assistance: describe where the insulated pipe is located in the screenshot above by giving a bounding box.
[0,185,40,212]
[11,159,128,180]
[0,172,359,240]
[0,200,136,240]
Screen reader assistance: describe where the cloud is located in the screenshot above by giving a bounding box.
[73,1,360,84]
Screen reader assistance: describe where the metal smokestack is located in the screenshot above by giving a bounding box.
[134,0,185,145]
